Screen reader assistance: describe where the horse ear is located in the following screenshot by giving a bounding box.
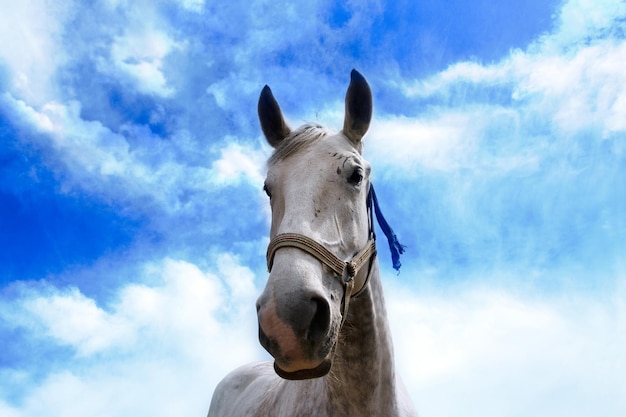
[258,85,291,148]
[342,69,372,144]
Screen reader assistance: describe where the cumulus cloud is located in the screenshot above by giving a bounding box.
[547,0,626,49]
[388,282,626,417]
[19,287,135,356]
[362,0,626,277]
[514,42,626,136]
[209,140,267,186]
[0,255,262,417]
[0,0,71,104]
[3,260,624,417]
[384,0,626,145]
[1,92,267,218]
[368,110,485,173]
[106,28,180,97]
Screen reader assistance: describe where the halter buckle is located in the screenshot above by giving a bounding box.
[343,261,357,283]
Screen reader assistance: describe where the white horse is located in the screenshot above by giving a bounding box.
[208,70,417,417]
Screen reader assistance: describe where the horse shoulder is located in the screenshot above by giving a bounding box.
[208,362,278,417]
[208,361,331,417]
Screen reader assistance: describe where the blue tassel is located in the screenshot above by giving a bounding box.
[368,185,406,271]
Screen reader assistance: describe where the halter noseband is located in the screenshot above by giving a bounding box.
[267,232,376,278]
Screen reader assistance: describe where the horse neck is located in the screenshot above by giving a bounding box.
[327,262,398,413]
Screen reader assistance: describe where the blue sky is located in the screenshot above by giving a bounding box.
[1,0,625,416]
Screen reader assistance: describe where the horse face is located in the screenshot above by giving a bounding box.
[256,71,373,380]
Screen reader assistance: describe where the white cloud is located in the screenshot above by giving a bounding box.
[2,95,139,177]
[210,141,267,186]
[19,99,134,177]
[76,1,190,98]
[512,41,626,136]
[398,42,626,140]
[368,111,483,173]
[0,0,72,104]
[106,27,181,97]
[397,60,513,99]
[547,0,626,49]
[215,252,259,300]
[178,0,205,13]
[4,260,624,417]
[388,283,626,417]
[1,92,268,218]
[0,255,263,417]
[20,288,135,356]
[376,1,626,181]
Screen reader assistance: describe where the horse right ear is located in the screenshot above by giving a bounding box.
[342,69,372,145]
[258,85,291,148]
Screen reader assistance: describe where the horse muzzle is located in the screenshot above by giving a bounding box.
[257,290,337,380]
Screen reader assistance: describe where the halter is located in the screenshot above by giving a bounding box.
[267,234,376,284]
[265,185,405,325]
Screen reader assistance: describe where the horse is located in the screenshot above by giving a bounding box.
[207,70,417,417]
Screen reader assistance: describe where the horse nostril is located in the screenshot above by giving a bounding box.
[307,297,330,344]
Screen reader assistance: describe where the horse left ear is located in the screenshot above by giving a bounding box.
[258,85,291,148]
[342,69,372,145]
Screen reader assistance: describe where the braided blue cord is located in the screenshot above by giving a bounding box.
[368,185,406,272]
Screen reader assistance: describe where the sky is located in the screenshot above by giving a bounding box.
[0,0,625,416]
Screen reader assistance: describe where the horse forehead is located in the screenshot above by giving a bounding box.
[318,134,362,159]
[276,135,363,175]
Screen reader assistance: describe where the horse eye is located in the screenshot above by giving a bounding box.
[263,183,272,198]
[347,169,363,186]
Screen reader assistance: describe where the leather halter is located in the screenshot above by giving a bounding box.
[266,189,378,325]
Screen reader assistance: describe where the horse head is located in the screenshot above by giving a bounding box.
[256,70,375,380]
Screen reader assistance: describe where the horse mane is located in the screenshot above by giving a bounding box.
[268,123,330,167]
